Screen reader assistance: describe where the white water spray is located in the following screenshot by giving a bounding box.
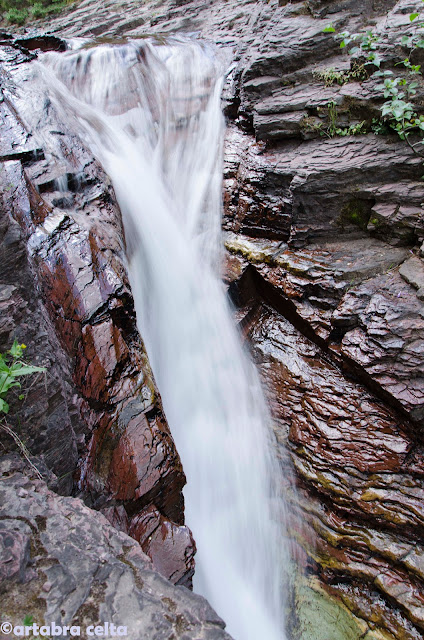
[37,39,289,640]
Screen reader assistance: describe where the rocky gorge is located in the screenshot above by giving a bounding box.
[0,0,424,639]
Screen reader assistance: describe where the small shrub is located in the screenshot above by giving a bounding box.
[0,340,45,415]
[314,68,349,87]
[313,64,368,87]
[30,2,46,18]
[5,7,28,23]
[1,0,75,24]
[302,102,368,139]
[0,341,46,478]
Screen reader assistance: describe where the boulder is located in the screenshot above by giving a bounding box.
[0,458,231,640]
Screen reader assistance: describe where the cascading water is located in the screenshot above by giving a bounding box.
[32,39,289,640]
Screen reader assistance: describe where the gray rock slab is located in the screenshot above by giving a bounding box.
[0,458,232,640]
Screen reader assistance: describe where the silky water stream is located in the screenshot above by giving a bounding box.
[32,38,290,640]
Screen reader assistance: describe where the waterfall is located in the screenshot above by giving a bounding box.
[34,38,289,640]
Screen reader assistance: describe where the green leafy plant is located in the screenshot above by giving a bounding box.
[313,64,367,86]
[324,24,382,67]
[323,5,424,157]
[327,99,338,136]
[371,117,390,135]
[334,120,367,136]
[0,340,45,415]
[0,341,45,479]
[302,101,367,139]
[371,69,424,153]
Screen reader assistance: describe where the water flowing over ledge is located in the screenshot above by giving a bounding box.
[2,2,424,638]
[24,38,291,640]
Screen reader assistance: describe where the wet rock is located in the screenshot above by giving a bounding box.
[247,305,424,638]
[368,201,424,246]
[14,35,67,52]
[254,110,308,141]
[129,505,196,588]
[225,231,408,338]
[226,231,424,428]
[334,271,424,424]
[84,404,185,524]
[2,0,424,637]
[293,575,380,640]
[227,231,424,636]
[100,505,128,533]
[0,55,190,582]
[0,163,83,495]
[0,459,231,640]
[223,126,424,245]
[0,97,42,162]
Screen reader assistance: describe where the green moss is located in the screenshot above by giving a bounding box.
[338,200,371,232]
[291,576,369,640]
[224,237,278,266]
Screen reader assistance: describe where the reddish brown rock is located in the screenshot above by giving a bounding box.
[3,0,424,634]
[129,505,196,588]
[223,126,424,245]
[0,166,83,495]
[333,271,424,425]
[83,406,185,524]
[100,505,129,533]
[0,58,191,585]
[246,304,424,637]
[226,233,424,429]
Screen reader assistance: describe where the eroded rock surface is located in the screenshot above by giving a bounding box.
[248,306,424,639]
[0,457,231,640]
[226,232,424,426]
[0,137,83,496]
[0,45,193,587]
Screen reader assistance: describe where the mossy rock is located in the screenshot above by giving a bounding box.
[291,576,369,640]
[338,199,372,232]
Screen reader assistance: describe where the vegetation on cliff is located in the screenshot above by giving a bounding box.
[0,341,45,415]
[323,5,424,155]
[0,341,46,478]
[0,0,75,25]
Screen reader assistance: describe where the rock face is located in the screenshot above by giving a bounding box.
[0,128,83,497]
[1,0,424,638]
[246,303,424,640]
[0,456,231,640]
[218,0,424,636]
[0,42,193,587]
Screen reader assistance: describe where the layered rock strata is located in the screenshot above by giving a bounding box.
[219,0,424,635]
[228,261,424,639]
[0,40,194,588]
